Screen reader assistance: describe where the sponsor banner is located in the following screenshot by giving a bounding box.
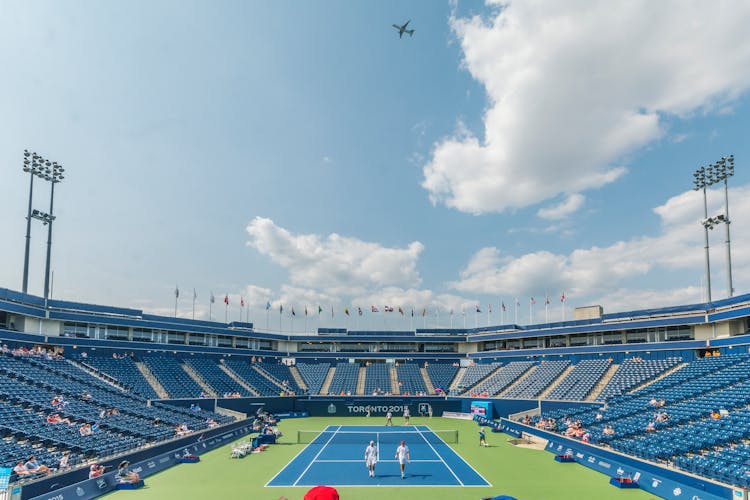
[26,424,255,500]
[499,416,730,500]
[297,398,460,417]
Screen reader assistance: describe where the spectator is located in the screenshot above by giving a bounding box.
[58,451,70,470]
[89,464,105,479]
[47,413,71,425]
[116,461,140,484]
[24,456,51,475]
[13,461,30,477]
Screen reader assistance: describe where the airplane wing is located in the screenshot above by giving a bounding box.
[404,20,410,28]
[392,24,401,30]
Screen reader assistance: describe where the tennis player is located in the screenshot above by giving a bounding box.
[403,406,410,425]
[364,440,378,477]
[479,427,488,447]
[395,440,410,479]
[385,410,393,426]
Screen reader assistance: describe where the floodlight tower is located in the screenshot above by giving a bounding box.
[20,150,65,301]
[710,156,735,297]
[693,165,712,303]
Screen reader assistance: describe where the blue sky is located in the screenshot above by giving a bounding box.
[1,1,750,331]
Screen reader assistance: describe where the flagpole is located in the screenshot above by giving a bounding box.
[192,289,196,320]
[174,286,179,317]
[265,307,269,330]
[514,298,518,324]
[209,294,213,321]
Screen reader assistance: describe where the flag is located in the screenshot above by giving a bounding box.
[545,295,550,305]
[515,298,520,306]
[449,308,454,315]
[489,304,492,314]
[411,308,414,317]
[422,308,426,317]
[561,291,566,303]
[265,301,271,310]
[345,307,350,316]
[224,294,229,305]
[210,292,215,304]
[501,301,506,312]
[398,307,404,315]
[291,307,296,316]
[358,307,363,316]
[305,305,308,316]
[318,305,323,315]
[475,305,481,313]
[175,286,180,299]
[193,288,197,301]
[384,306,394,312]
[279,304,283,314]
[241,297,245,307]
[371,305,379,313]
[331,306,334,317]
[531,297,536,305]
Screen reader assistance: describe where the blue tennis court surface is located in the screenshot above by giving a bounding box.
[267,425,490,487]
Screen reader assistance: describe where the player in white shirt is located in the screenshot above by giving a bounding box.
[395,440,410,479]
[403,407,410,425]
[385,411,393,426]
[364,440,378,477]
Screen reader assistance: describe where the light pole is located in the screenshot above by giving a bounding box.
[693,166,713,302]
[42,160,65,304]
[701,155,735,297]
[22,151,42,293]
[21,151,64,297]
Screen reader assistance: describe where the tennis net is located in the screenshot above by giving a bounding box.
[297,428,458,445]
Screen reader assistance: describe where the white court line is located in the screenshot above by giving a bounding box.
[265,428,335,487]
[420,425,492,486]
[315,459,444,463]
[414,426,464,486]
[292,425,341,487]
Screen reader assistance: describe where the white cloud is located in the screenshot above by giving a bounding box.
[537,194,585,220]
[246,217,424,293]
[423,1,750,214]
[451,184,750,312]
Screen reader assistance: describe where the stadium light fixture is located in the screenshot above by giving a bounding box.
[693,155,736,301]
[693,165,712,303]
[20,149,64,303]
[706,155,735,297]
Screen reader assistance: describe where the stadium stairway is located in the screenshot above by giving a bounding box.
[251,365,287,393]
[498,364,538,397]
[461,364,504,396]
[389,364,400,395]
[587,363,620,401]
[320,366,335,395]
[135,361,169,399]
[181,362,218,397]
[218,364,259,396]
[631,362,688,393]
[69,359,130,392]
[537,364,575,399]
[289,366,307,392]
[449,367,467,393]
[420,367,435,395]
[356,366,366,395]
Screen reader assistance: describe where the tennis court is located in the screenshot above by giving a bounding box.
[267,425,490,487]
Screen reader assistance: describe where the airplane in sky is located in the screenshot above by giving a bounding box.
[393,20,414,38]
